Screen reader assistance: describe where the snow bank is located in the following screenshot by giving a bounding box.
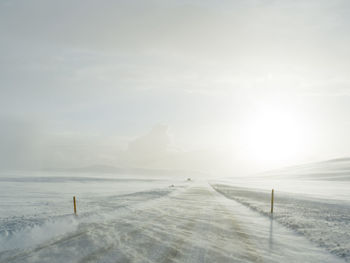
[212,184,350,261]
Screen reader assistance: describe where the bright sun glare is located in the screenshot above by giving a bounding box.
[240,107,305,166]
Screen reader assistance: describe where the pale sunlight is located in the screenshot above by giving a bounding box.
[239,106,305,166]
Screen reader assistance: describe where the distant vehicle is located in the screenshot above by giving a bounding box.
[187,178,192,181]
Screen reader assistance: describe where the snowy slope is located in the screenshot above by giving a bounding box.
[212,158,350,262]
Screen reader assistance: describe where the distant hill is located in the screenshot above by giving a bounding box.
[61,165,124,174]
[321,157,350,163]
[261,157,350,181]
[44,165,208,178]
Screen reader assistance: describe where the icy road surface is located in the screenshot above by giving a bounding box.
[0,182,343,263]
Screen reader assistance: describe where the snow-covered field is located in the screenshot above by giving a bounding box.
[212,158,350,262]
[0,161,349,262]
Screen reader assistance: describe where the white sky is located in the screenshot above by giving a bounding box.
[1,0,350,175]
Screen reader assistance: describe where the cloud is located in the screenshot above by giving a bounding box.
[1,0,350,172]
[123,124,170,167]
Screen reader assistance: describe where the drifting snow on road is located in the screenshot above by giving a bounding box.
[0,174,344,262]
[212,158,350,262]
[212,183,350,262]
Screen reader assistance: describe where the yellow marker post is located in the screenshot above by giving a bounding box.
[73,196,77,215]
[271,189,274,214]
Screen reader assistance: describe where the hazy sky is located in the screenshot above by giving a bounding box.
[1,0,350,174]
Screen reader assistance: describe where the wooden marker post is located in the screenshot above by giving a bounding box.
[73,196,77,215]
[270,189,274,214]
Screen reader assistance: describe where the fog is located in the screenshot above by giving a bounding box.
[1,0,350,174]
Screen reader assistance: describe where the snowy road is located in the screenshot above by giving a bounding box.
[0,182,344,263]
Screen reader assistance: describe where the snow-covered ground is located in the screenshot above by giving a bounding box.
[0,165,348,262]
[212,158,350,262]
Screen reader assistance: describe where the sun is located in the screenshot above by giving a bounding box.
[239,106,305,167]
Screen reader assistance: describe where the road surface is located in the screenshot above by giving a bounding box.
[0,182,344,263]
